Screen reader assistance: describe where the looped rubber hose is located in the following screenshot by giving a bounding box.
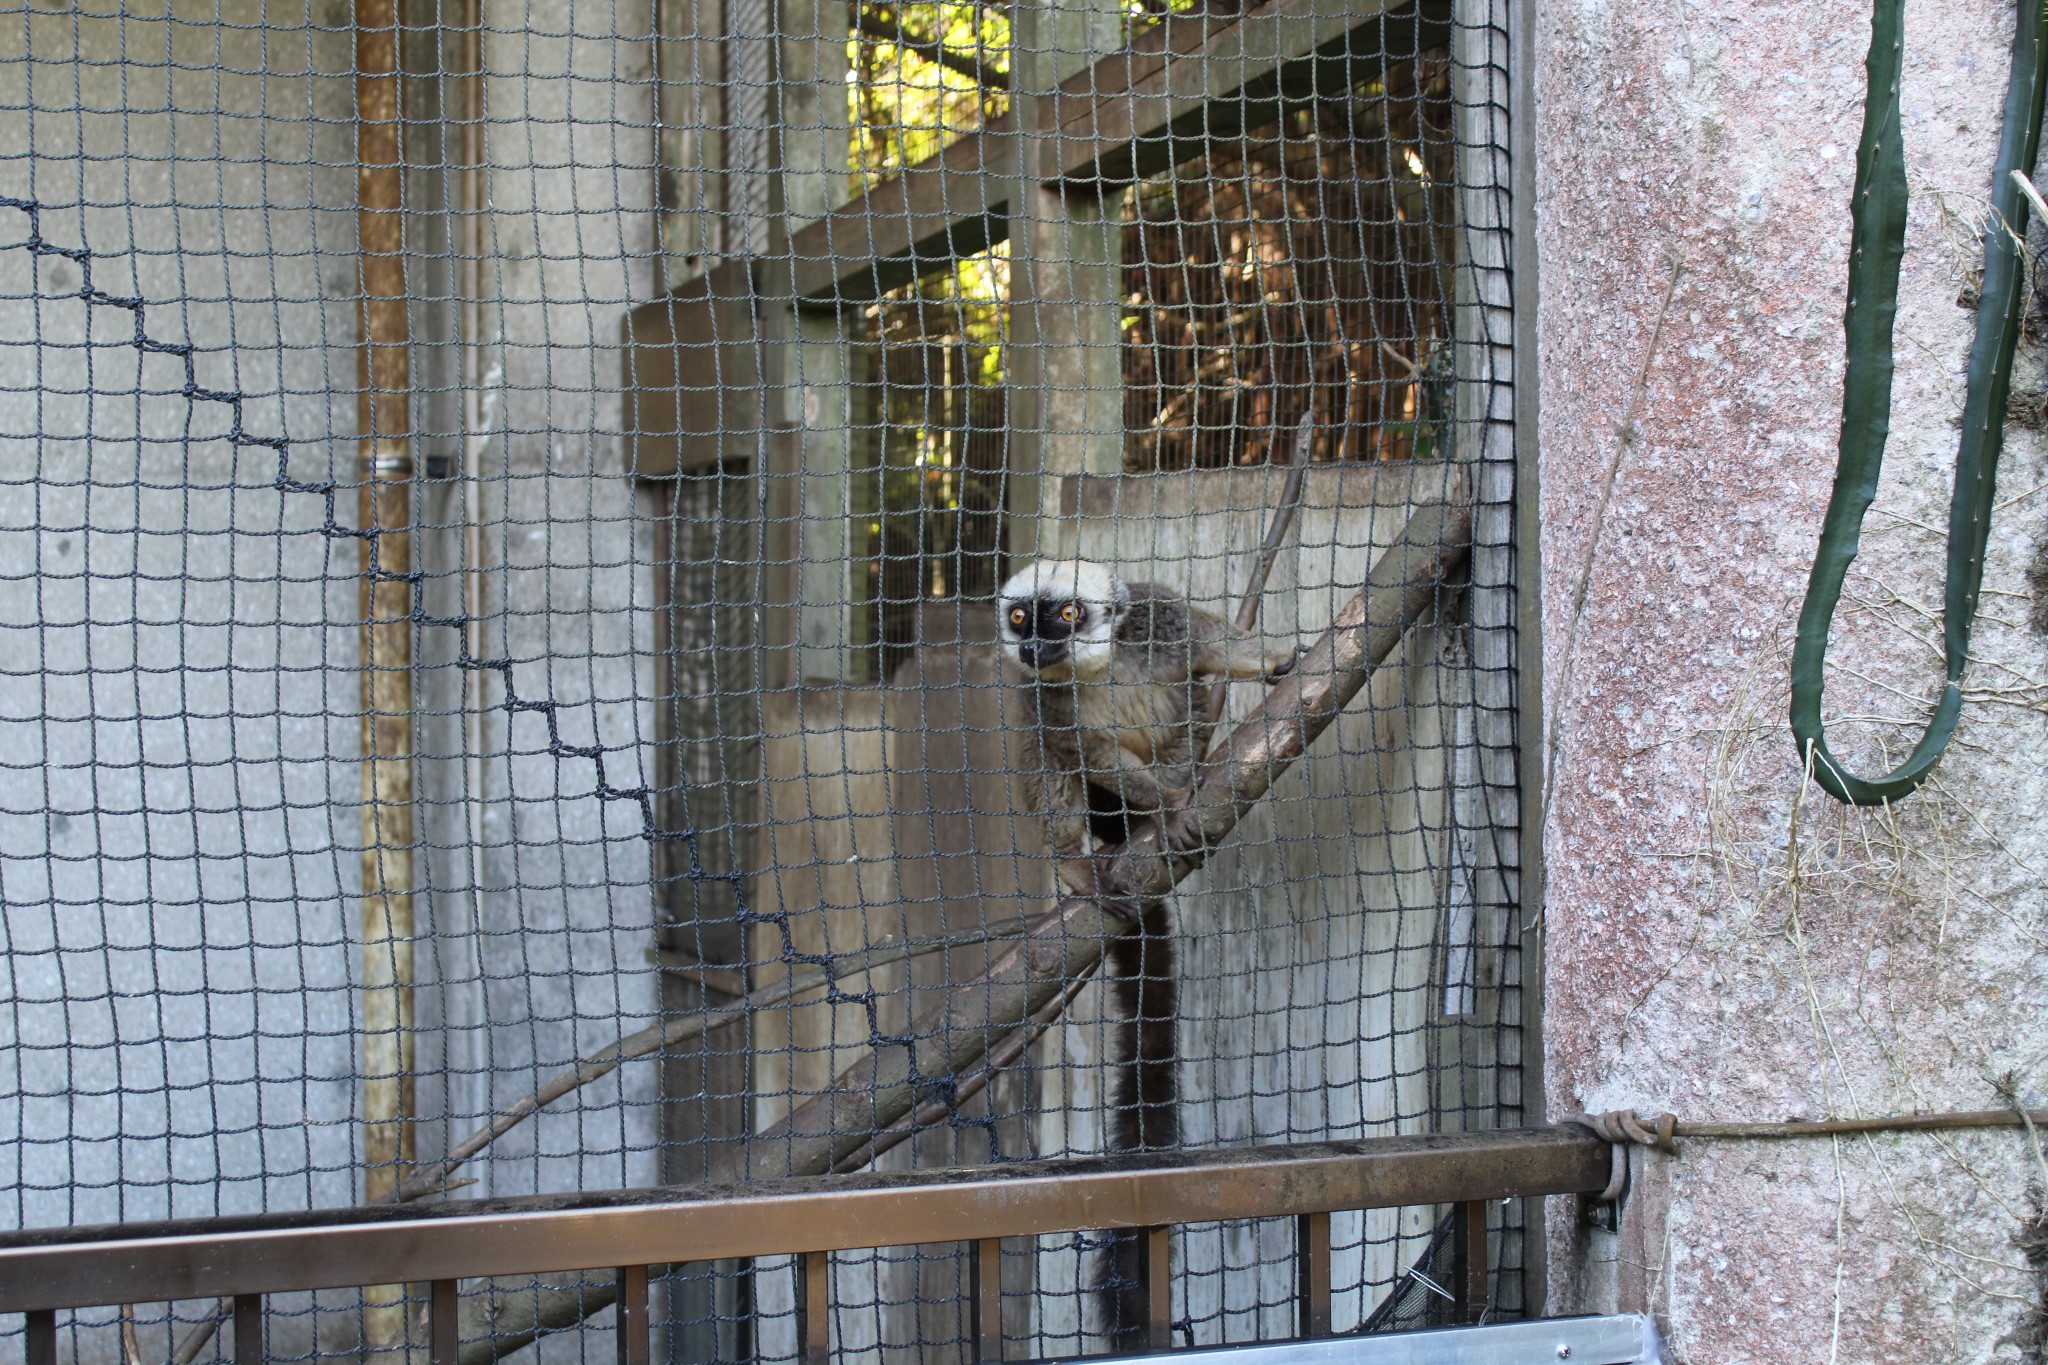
[1790,0,2048,805]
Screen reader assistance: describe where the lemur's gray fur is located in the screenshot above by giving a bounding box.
[997,558,1298,1349]
[997,559,1299,896]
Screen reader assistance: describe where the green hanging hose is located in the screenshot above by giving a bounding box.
[1791,0,2048,805]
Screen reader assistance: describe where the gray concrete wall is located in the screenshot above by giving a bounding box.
[1536,0,2048,1356]
[0,0,662,1355]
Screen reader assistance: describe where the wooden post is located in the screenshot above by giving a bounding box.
[1006,0,1127,561]
[355,0,418,1350]
[763,0,861,684]
[656,0,724,289]
[653,470,755,1365]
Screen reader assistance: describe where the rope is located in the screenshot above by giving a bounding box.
[1565,1105,2048,1209]
[1789,0,2048,805]
[1560,1110,1678,1202]
[1563,1106,2048,1197]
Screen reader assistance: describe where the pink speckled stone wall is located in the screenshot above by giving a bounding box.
[1536,0,2048,1356]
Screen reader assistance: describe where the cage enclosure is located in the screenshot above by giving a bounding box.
[0,0,1531,1357]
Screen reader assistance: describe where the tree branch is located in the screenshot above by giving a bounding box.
[854,6,1009,89]
[165,918,1042,1364]
[454,493,1471,1365]
[397,915,1040,1203]
[1204,410,1314,729]
[829,960,1101,1175]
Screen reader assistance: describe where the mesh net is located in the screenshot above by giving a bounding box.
[0,0,1524,1357]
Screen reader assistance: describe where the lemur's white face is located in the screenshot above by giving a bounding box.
[997,560,1126,681]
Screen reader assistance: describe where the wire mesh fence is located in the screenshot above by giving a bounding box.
[0,0,1523,1357]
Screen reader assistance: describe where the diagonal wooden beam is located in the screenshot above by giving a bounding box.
[785,115,1021,307]
[1048,0,1445,190]
[783,0,1446,305]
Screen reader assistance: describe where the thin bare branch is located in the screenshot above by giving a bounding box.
[830,959,1101,1174]
[163,916,1044,1365]
[398,914,1041,1203]
[1204,410,1314,730]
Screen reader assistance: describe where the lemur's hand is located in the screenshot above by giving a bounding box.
[1263,643,1311,684]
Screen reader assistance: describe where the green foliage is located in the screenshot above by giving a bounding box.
[848,2,1009,194]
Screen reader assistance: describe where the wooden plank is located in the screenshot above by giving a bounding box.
[777,0,1439,306]
[430,1280,458,1365]
[973,1238,1004,1363]
[653,0,724,290]
[787,122,1019,307]
[1050,0,1447,190]
[616,1265,652,1365]
[750,685,899,1365]
[1006,0,1129,563]
[876,607,1053,1363]
[653,468,755,1364]
[626,0,1449,399]
[750,685,900,1138]
[620,262,758,478]
[1294,1212,1330,1339]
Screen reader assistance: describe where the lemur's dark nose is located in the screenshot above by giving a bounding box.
[1015,639,1064,670]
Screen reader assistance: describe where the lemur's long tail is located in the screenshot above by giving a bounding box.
[1097,899,1178,1351]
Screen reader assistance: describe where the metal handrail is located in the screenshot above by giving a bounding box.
[0,1127,1611,1363]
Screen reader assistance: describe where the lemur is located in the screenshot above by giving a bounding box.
[996,558,1299,1349]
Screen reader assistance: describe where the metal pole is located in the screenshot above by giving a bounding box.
[355,0,417,1348]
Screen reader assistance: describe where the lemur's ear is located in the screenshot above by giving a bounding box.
[1108,575,1132,619]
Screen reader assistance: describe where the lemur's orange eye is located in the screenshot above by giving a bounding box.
[1059,602,1080,623]
[1009,606,1028,629]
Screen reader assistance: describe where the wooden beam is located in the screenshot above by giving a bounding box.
[786,119,1020,307]
[782,0,1444,306]
[620,263,758,478]
[624,0,1449,464]
[1050,0,1441,190]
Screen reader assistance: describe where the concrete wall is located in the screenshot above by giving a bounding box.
[1536,0,2048,1356]
[0,0,662,1355]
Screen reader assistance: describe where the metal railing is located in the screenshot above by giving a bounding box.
[0,1127,1611,1365]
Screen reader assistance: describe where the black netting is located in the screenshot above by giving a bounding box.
[0,0,1524,1357]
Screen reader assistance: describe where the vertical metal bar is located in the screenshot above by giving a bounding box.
[428,1282,458,1365]
[971,1238,1003,1363]
[234,1295,265,1365]
[800,1250,830,1365]
[24,1310,54,1365]
[1451,0,1528,1311]
[1460,1200,1490,1321]
[452,0,494,1175]
[1294,1212,1331,1340]
[1143,1226,1171,1352]
[354,0,417,1345]
[615,1266,650,1365]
